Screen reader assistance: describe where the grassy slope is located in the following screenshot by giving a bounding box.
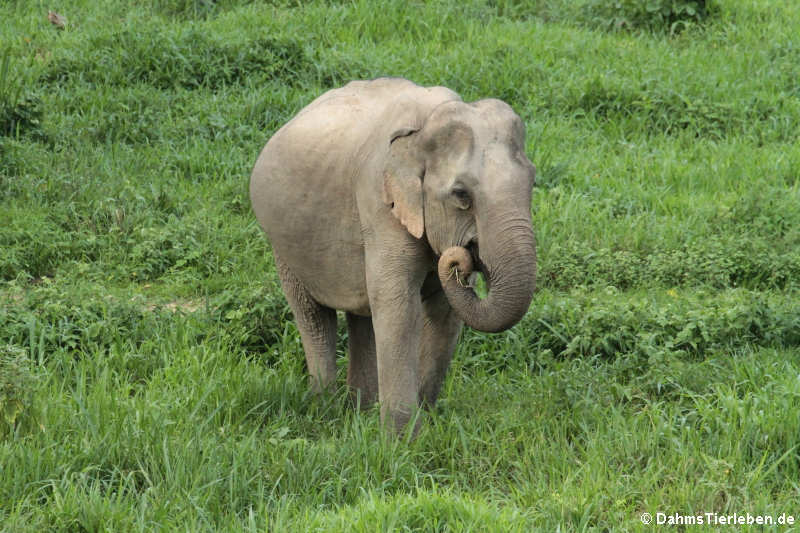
[1,0,799,530]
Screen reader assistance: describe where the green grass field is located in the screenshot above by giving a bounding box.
[2,0,799,530]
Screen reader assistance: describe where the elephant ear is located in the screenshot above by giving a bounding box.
[382,128,425,239]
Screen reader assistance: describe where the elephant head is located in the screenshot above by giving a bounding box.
[383,99,537,333]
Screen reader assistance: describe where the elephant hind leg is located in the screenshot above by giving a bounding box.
[418,271,463,407]
[275,255,337,392]
[345,312,378,408]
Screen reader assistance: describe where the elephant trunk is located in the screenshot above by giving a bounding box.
[438,214,536,333]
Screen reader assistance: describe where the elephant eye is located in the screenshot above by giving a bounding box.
[451,186,472,209]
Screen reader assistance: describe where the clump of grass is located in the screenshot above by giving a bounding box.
[210,284,293,356]
[583,0,717,33]
[570,76,788,140]
[152,0,221,18]
[306,490,534,531]
[0,344,38,437]
[0,180,260,282]
[0,280,293,372]
[540,238,800,291]
[42,28,313,91]
[1,286,159,360]
[0,49,43,139]
[476,0,717,33]
[460,288,800,371]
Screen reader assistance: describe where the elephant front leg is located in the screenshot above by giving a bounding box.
[371,297,423,433]
[418,272,463,407]
[365,255,426,434]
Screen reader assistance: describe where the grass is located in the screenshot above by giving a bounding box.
[1,0,799,530]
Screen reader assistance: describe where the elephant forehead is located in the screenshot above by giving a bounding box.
[430,102,524,147]
[473,102,526,143]
[478,143,534,187]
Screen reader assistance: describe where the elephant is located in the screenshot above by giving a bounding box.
[249,78,536,433]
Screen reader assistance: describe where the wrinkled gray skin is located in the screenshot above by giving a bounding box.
[250,78,536,433]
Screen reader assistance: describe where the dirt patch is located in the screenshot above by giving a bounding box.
[142,299,203,313]
[0,290,24,304]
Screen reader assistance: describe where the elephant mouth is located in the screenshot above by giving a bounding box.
[465,238,489,290]
[465,238,480,267]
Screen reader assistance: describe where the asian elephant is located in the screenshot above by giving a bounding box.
[250,78,536,433]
